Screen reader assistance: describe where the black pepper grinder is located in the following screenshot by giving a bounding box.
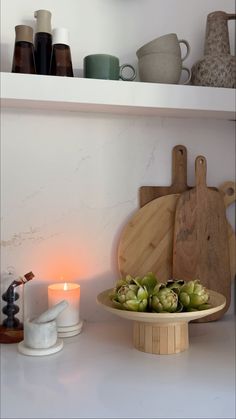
[12,25,36,74]
[34,9,52,75]
[50,28,74,77]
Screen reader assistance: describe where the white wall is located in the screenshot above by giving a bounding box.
[1,0,235,321]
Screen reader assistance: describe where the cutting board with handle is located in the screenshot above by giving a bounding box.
[118,181,235,284]
[140,145,190,207]
[140,144,235,282]
[172,156,231,321]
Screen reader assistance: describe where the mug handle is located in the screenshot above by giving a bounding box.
[181,67,192,85]
[178,39,190,62]
[119,64,136,81]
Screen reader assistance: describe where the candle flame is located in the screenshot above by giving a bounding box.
[63,282,69,291]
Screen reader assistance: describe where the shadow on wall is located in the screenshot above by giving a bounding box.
[0,43,12,72]
[110,202,139,277]
[80,271,119,322]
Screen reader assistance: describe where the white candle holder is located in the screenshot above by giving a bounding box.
[57,321,83,338]
[48,283,83,337]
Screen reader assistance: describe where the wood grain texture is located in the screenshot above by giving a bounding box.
[118,194,178,282]
[118,183,235,286]
[0,326,23,343]
[133,322,189,355]
[173,156,231,321]
[139,145,190,207]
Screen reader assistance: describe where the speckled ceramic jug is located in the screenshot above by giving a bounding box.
[191,11,236,88]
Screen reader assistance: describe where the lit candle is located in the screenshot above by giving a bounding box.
[48,283,80,327]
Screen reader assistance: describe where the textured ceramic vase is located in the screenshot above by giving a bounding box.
[191,11,236,88]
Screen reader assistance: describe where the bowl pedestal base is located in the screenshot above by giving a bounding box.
[97,288,226,355]
[133,321,189,355]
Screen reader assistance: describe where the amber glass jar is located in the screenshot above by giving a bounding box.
[50,28,74,77]
[12,25,36,74]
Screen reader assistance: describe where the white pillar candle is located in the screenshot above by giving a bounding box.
[48,283,80,327]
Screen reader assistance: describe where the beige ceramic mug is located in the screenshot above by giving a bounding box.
[138,52,191,84]
[136,33,190,63]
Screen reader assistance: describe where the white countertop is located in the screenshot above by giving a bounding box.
[1,315,235,419]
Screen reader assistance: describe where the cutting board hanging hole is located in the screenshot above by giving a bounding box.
[226,187,234,196]
[196,155,207,187]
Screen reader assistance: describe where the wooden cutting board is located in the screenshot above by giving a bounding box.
[172,156,231,321]
[118,181,235,283]
[118,193,178,282]
[139,143,235,281]
[140,145,190,207]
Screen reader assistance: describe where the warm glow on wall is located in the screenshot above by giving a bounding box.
[2,231,110,281]
[25,245,93,280]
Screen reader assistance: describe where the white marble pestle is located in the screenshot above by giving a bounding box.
[24,300,68,349]
[32,300,69,324]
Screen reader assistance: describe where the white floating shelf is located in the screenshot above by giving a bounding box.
[1,72,235,119]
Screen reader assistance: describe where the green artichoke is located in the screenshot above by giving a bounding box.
[110,274,211,313]
[179,280,210,310]
[150,286,178,313]
[111,281,148,312]
[116,274,137,289]
[166,279,185,294]
[136,272,160,294]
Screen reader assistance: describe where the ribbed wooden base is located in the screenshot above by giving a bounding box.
[133,321,189,355]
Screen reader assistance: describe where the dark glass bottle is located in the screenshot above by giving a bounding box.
[34,10,52,75]
[12,25,36,74]
[50,28,74,77]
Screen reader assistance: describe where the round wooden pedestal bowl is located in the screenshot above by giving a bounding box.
[97,289,226,355]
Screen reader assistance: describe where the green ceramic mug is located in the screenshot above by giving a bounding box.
[84,54,136,81]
